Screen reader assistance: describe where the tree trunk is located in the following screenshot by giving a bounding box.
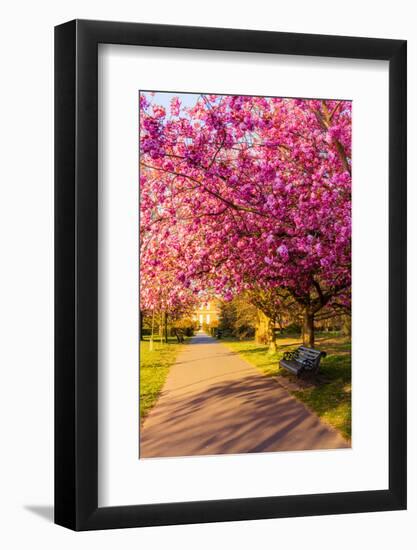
[268,319,277,353]
[139,310,143,341]
[278,314,284,334]
[159,312,163,343]
[149,310,155,351]
[255,309,268,344]
[164,312,168,343]
[303,309,315,348]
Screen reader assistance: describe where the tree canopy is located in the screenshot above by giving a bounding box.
[140,93,351,346]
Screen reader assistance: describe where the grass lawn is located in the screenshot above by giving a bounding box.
[140,335,188,422]
[222,333,351,440]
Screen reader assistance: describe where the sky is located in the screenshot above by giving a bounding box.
[142,91,200,111]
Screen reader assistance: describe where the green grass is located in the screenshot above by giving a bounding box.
[222,333,351,440]
[140,336,187,422]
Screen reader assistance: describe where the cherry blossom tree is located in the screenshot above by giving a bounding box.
[140,93,351,347]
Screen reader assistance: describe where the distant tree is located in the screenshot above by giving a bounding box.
[218,301,237,335]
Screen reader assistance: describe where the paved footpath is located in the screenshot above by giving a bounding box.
[140,332,349,458]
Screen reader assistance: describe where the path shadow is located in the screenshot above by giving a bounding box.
[141,373,349,458]
[161,367,253,393]
[189,335,219,345]
[24,505,54,523]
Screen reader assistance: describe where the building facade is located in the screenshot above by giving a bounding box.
[193,301,220,327]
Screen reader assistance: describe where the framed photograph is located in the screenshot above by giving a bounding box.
[55,19,406,530]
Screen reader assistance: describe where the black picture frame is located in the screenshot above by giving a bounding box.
[55,19,407,531]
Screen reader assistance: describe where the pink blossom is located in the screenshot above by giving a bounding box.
[170,96,181,117]
[277,244,289,262]
[139,94,351,316]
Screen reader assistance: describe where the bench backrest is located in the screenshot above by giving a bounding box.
[294,346,323,370]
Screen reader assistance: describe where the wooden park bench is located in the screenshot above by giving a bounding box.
[279,346,326,376]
